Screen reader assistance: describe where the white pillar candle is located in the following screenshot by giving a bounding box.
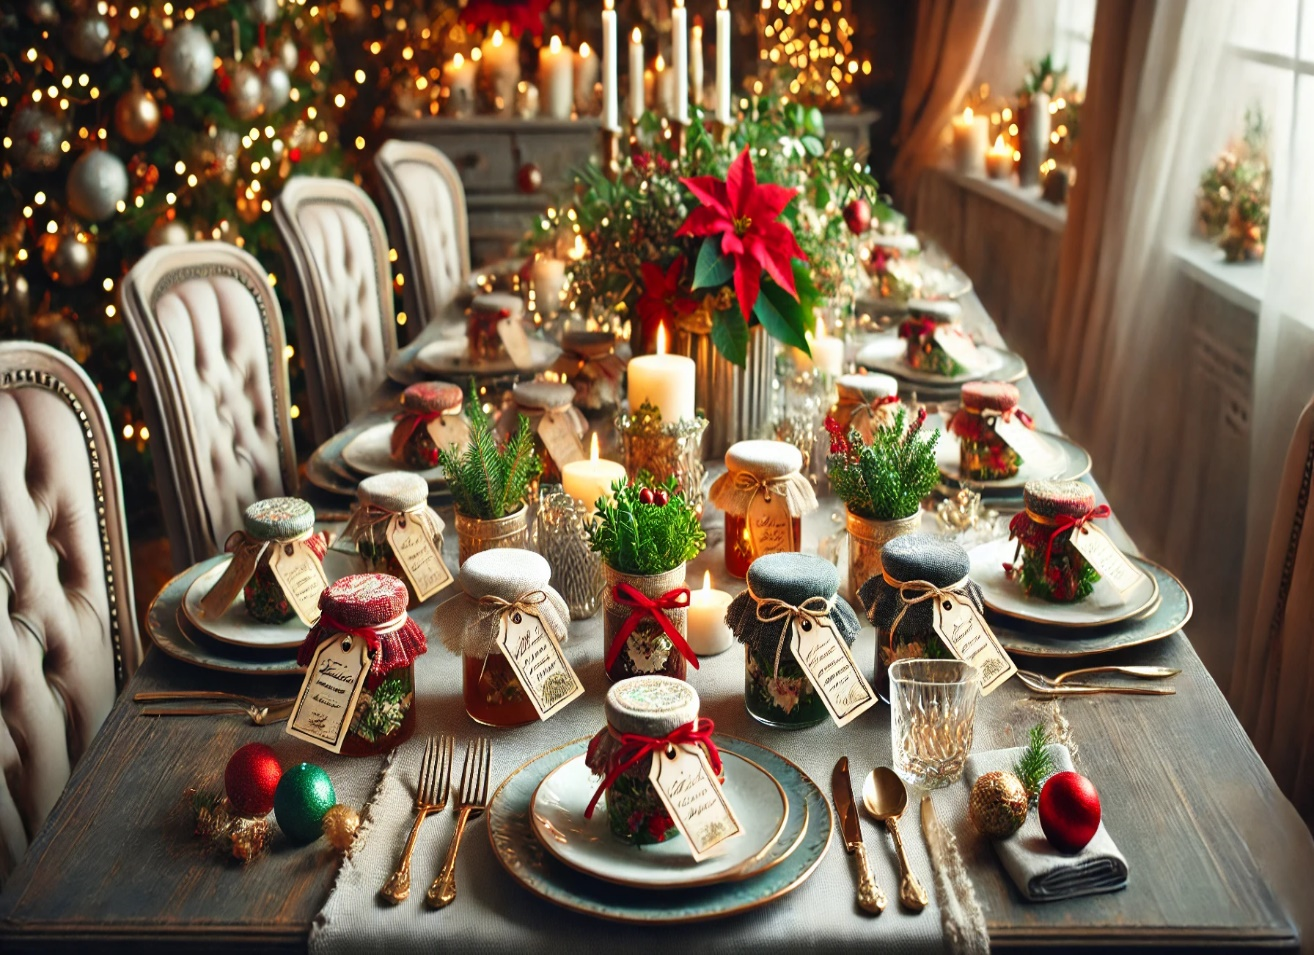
[628,324,696,422]
[444,52,477,117]
[540,35,574,119]
[531,256,567,315]
[481,29,520,116]
[562,434,627,510]
[687,570,734,656]
[690,19,704,110]
[629,27,645,122]
[951,107,988,176]
[672,0,689,123]
[715,0,732,124]
[574,41,599,114]
[602,1,619,129]
[810,319,845,377]
[654,53,674,117]
[985,134,1013,179]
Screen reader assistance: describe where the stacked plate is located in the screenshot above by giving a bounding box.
[385,318,562,388]
[855,332,1028,398]
[967,537,1194,659]
[488,736,833,923]
[931,414,1092,501]
[305,415,451,502]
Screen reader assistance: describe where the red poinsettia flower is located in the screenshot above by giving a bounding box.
[634,254,698,350]
[461,0,550,38]
[676,146,806,321]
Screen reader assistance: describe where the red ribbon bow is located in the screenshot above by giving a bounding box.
[389,410,444,462]
[996,407,1035,429]
[584,718,721,819]
[1043,504,1112,571]
[605,583,698,673]
[898,317,939,341]
[872,394,900,409]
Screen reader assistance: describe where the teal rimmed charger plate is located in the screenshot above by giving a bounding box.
[488,736,831,923]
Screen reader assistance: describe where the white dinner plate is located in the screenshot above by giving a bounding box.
[340,422,446,483]
[856,335,1013,386]
[969,536,1159,628]
[530,750,789,889]
[181,559,309,650]
[414,333,561,377]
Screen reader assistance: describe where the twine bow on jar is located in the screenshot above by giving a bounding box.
[605,583,697,672]
[342,503,439,545]
[583,717,721,819]
[748,586,837,680]
[880,571,972,646]
[475,590,550,630]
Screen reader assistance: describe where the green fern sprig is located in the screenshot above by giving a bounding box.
[437,386,543,520]
[1013,723,1057,805]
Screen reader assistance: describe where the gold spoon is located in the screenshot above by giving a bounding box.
[862,767,929,912]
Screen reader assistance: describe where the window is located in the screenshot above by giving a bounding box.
[1051,0,1096,90]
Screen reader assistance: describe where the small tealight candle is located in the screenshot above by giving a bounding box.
[986,134,1013,180]
[562,433,627,511]
[530,255,567,315]
[627,323,696,422]
[810,317,845,377]
[687,570,734,656]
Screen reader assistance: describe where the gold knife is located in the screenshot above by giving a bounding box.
[832,756,886,914]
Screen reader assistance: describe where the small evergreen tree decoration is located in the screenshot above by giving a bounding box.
[1013,722,1057,806]
[587,473,706,576]
[437,389,542,520]
[826,407,941,521]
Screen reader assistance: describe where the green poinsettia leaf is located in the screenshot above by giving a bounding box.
[801,135,824,157]
[693,235,734,290]
[710,308,749,367]
[754,283,810,354]
[791,259,819,335]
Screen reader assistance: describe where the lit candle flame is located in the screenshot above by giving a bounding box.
[702,570,712,592]
[492,29,504,48]
[569,234,586,260]
[579,41,591,58]
[655,322,668,355]
[589,432,600,462]
[549,35,562,54]
[718,0,727,9]
[815,315,828,339]
[655,53,665,71]
[452,52,464,68]
[993,134,1006,151]
[604,0,613,9]
[963,106,973,122]
[632,27,642,43]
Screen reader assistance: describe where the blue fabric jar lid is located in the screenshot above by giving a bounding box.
[243,496,315,541]
[605,675,700,736]
[879,533,970,587]
[746,552,839,605]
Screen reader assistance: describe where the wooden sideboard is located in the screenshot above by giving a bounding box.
[385,110,879,265]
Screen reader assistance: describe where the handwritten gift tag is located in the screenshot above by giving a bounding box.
[286,634,371,753]
[198,539,265,619]
[426,414,470,455]
[537,411,586,467]
[494,606,584,720]
[930,592,1016,695]
[648,742,743,861]
[746,491,794,555]
[269,539,329,626]
[386,511,453,603]
[497,317,535,370]
[1071,524,1145,599]
[789,616,877,727]
[992,415,1047,463]
[933,326,982,371]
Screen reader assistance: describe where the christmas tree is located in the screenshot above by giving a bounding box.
[0,0,351,523]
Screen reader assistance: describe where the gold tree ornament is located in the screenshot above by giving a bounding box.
[115,83,162,145]
[40,226,97,287]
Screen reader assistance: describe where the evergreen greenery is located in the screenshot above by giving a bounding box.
[437,387,541,520]
[587,473,706,576]
[826,407,941,521]
[1013,723,1057,805]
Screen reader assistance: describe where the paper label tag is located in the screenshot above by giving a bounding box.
[537,410,586,467]
[931,592,1016,695]
[285,634,371,753]
[269,539,329,626]
[199,540,265,619]
[497,317,535,369]
[789,616,878,727]
[933,326,981,370]
[747,491,794,555]
[386,512,453,603]
[426,414,470,455]
[647,742,743,861]
[992,415,1046,462]
[494,606,584,720]
[1071,524,1144,599]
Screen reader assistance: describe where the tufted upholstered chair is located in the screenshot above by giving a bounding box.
[0,342,142,882]
[373,139,470,337]
[121,241,299,570]
[273,176,397,445]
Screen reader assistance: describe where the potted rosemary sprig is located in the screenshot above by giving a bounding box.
[437,389,543,565]
[587,473,706,683]
[825,406,940,593]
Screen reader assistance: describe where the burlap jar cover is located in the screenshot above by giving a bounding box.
[833,372,901,443]
[601,562,696,684]
[342,471,450,606]
[390,381,467,470]
[708,439,818,577]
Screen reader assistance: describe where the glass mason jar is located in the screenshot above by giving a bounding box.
[846,508,921,601]
[238,497,326,625]
[898,300,966,376]
[466,292,523,362]
[950,381,1024,481]
[556,329,623,417]
[711,440,816,579]
[496,380,587,486]
[601,563,689,683]
[349,471,447,609]
[343,662,418,757]
[832,373,900,445]
[391,381,465,471]
[462,652,538,728]
[454,506,530,566]
[1007,479,1102,602]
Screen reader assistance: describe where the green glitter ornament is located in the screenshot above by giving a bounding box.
[274,763,336,845]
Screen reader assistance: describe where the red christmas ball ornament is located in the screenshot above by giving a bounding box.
[1039,771,1101,853]
[843,198,872,236]
[638,487,655,505]
[517,162,543,194]
[225,743,283,817]
[289,147,302,163]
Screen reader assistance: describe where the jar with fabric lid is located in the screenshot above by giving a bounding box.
[552,329,626,416]
[292,574,427,757]
[467,292,524,362]
[433,548,580,727]
[897,300,975,377]
[708,440,818,578]
[858,533,986,692]
[832,373,900,445]
[200,497,329,626]
[948,381,1032,481]
[584,676,722,845]
[496,379,588,485]
[391,381,468,471]
[343,472,451,608]
[727,552,867,729]
[1007,480,1108,603]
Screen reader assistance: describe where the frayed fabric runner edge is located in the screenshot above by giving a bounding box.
[922,794,991,955]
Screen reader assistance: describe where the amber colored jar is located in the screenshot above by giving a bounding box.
[708,440,818,579]
[496,379,587,486]
[467,292,523,362]
[347,472,448,609]
[725,513,803,578]
[462,653,539,727]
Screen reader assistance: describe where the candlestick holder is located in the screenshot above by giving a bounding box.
[533,486,605,619]
[673,119,689,158]
[616,402,709,512]
[600,125,622,181]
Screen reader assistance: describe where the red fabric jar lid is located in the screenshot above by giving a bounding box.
[401,381,462,414]
[1023,479,1097,520]
[471,292,524,320]
[961,380,1020,413]
[299,573,427,677]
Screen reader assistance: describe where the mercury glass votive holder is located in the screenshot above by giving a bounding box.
[615,405,708,512]
[532,487,604,619]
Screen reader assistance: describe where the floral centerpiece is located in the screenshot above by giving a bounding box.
[1196,107,1270,262]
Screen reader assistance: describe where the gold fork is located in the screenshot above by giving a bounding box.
[426,737,490,909]
[138,701,295,725]
[380,735,453,904]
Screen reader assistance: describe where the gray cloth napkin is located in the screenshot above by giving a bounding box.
[963,744,1127,902]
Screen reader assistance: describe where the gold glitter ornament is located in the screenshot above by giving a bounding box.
[969,770,1029,839]
[322,803,361,852]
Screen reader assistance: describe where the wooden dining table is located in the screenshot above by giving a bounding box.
[1,294,1311,953]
